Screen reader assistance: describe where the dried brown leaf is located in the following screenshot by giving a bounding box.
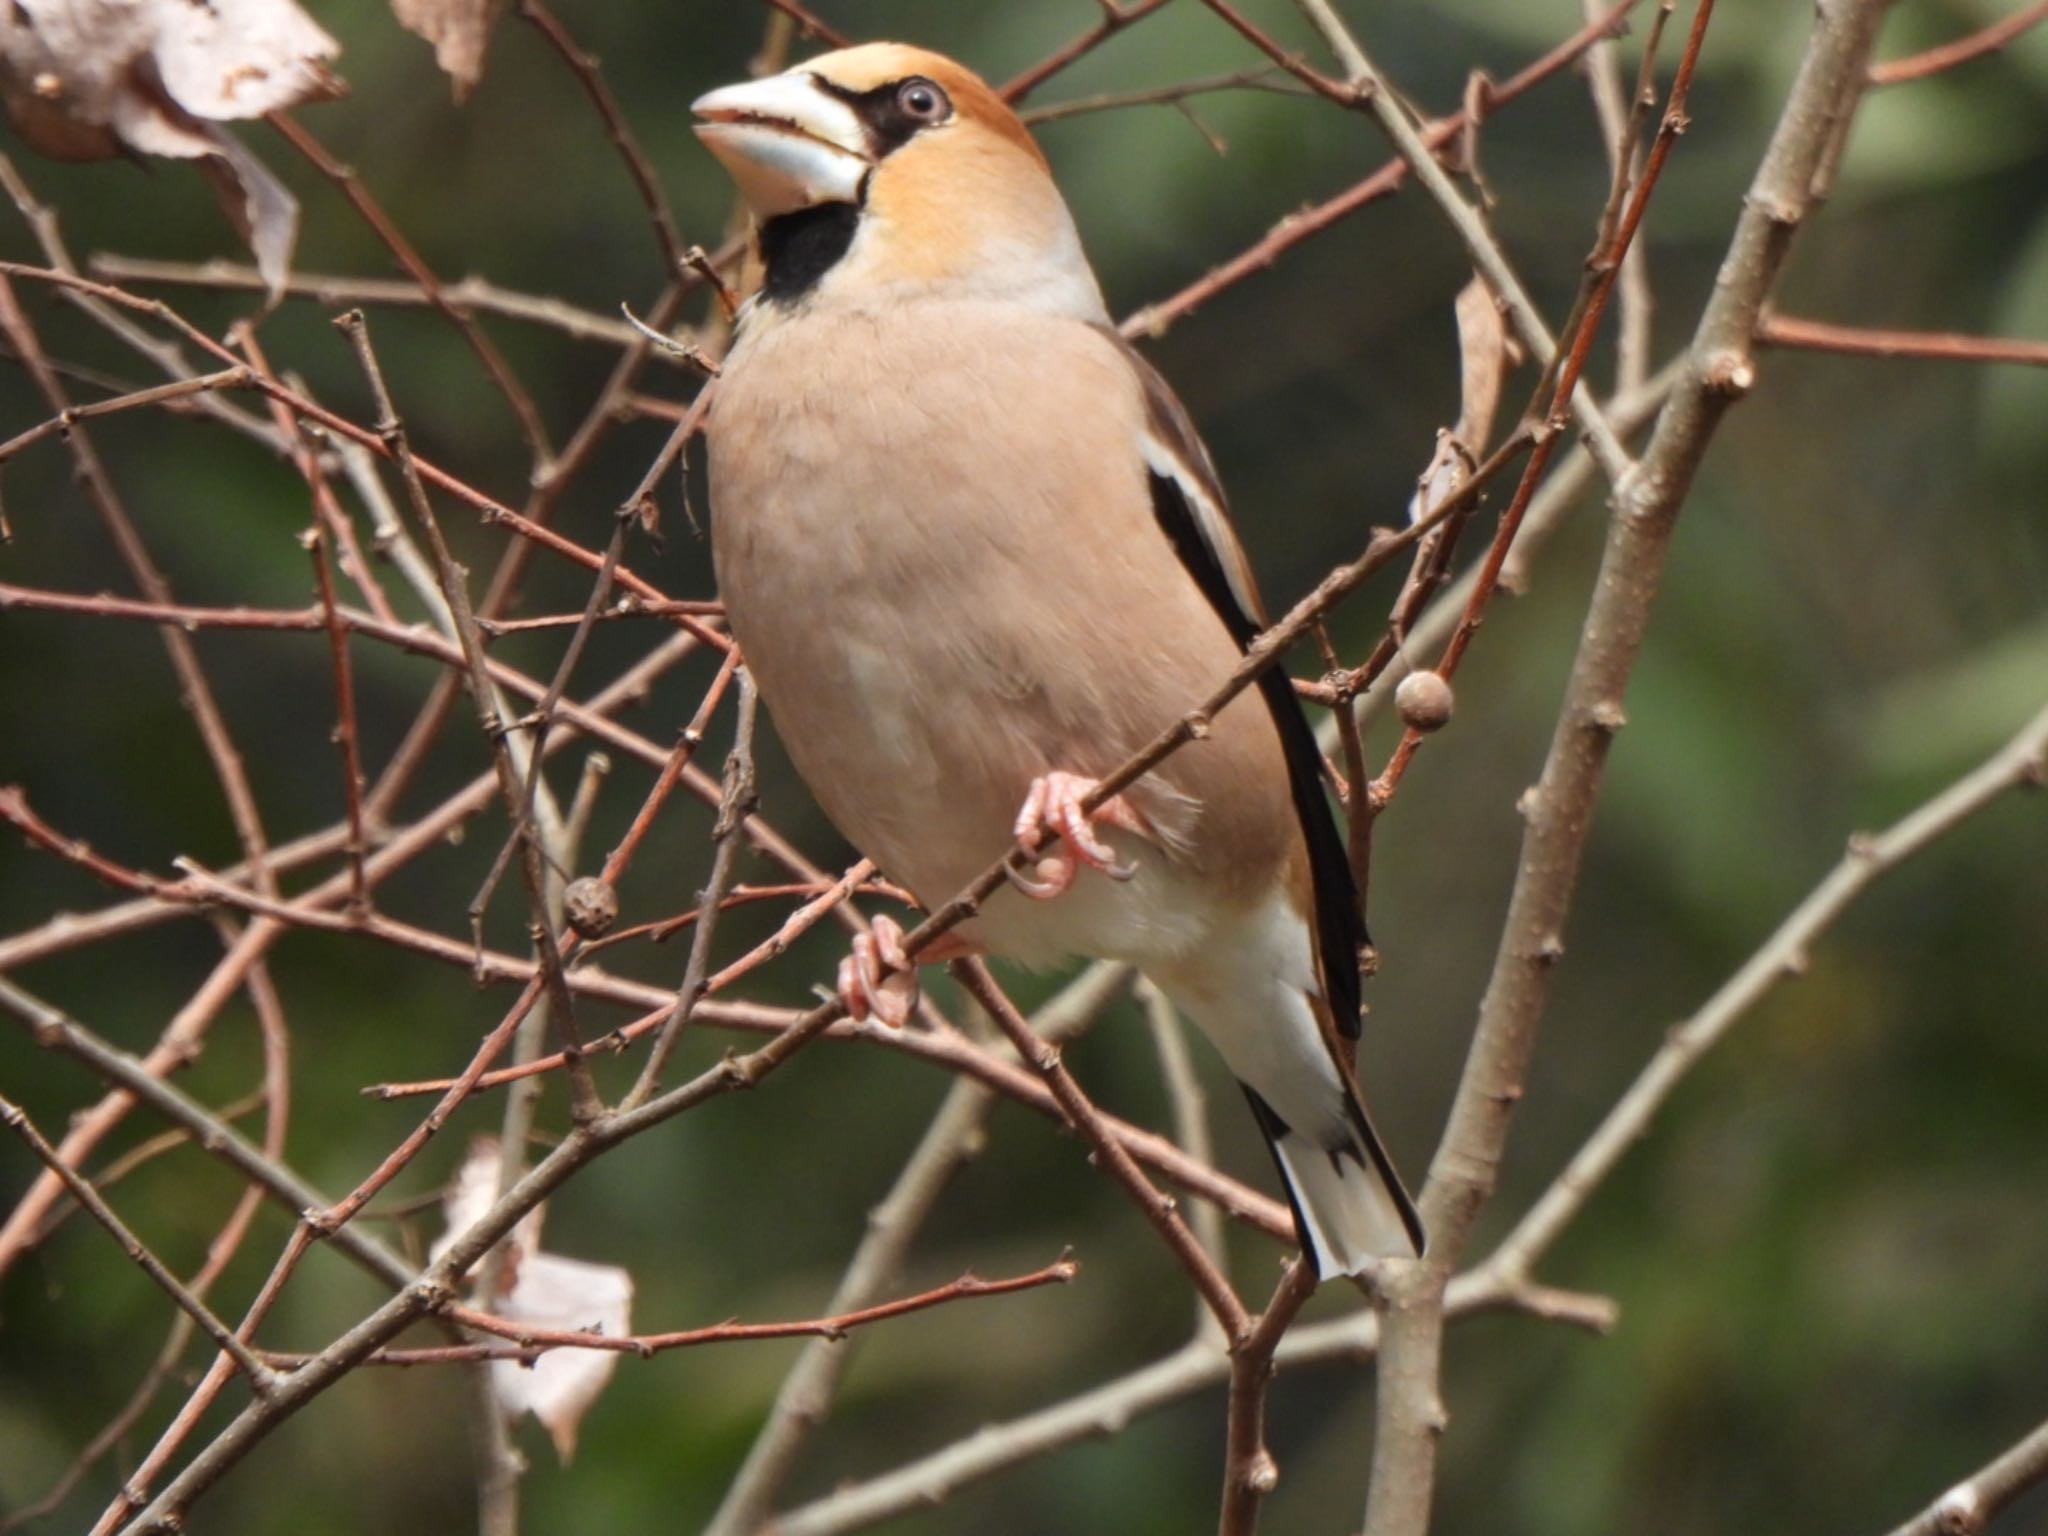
[1451,273,1516,454]
[436,1137,634,1465]
[492,1251,634,1462]
[0,0,342,293]
[389,0,506,101]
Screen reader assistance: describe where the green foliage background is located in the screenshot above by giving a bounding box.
[0,1,2044,1531]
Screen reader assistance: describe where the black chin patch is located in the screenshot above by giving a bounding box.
[757,201,861,304]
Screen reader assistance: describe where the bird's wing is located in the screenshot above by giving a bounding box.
[1097,326,1370,1039]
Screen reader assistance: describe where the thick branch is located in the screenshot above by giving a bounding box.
[1489,697,2048,1282]
[1365,5,1897,1533]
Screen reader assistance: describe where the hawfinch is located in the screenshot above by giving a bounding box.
[693,45,1423,1276]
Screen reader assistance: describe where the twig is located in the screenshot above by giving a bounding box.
[952,959,1250,1340]
[1869,0,2048,84]
[622,671,758,1108]
[0,367,253,461]
[701,964,1131,1536]
[1580,0,1655,393]
[590,646,744,887]
[87,255,643,346]
[0,1091,281,1398]
[305,1258,1081,1365]
[269,113,556,472]
[335,309,603,1125]
[475,598,725,634]
[296,434,373,911]
[1217,1261,1317,1535]
[1021,66,1303,124]
[1758,312,2048,366]
[520,1,692,278]
[1001,0,1177,102]
[1486,697,2048,1283]
[1879,1415,2048,1536]
[1121,0,1645,340]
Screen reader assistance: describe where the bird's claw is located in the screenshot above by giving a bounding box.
[837,914,918,1028]
[1009,771,1145,900]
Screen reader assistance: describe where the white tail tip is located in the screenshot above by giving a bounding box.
[1272,1126,1423,1278]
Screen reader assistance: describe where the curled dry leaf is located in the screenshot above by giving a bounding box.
[1450,272,1517,454]
[1407,275,1518,525]
[389,0,505,101]
[487,1250,635,1462]
[435,1137,635,1464]
[0,0,342,293]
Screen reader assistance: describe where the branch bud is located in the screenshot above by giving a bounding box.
[1395,670,1455,733]
[564,876,619,939]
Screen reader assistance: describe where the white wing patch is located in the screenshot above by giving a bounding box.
[1138,429,1265,632]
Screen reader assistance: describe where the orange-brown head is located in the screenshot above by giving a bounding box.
[693,44,1103,317]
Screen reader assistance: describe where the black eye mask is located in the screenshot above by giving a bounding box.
[753,74,954,305]
[813,73,955,158]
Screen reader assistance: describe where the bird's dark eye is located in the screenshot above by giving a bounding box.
[895,77,949,123]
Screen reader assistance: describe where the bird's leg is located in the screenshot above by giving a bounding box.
[1008,771,1150,899]
[835,915,978,1027]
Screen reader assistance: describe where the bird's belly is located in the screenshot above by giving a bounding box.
[737,589,1216,969]
[707,304,1288,972]
[969,853,1216,971]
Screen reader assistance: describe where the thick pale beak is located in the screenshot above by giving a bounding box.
[692,72,871,218]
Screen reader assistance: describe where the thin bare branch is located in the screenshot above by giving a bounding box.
[1758,311,2048,366]
[952,959,1251,1341]
[1869,0,2048,84]
[269,113,557,471]
[1488,696,2048,1282]
[1879,1415,2048,1536]
[89,255,643,345]
[0,1091,280,1398]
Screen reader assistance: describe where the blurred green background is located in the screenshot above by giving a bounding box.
[1,1,2045,1532]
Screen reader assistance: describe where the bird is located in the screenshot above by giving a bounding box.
[692,43,1423,1278]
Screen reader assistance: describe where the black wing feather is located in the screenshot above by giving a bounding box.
[1108,331,1368,1039]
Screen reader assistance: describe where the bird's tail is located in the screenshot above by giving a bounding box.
[1247,1087,1424,1278]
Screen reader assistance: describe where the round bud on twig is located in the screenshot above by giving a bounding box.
[1395,670,1455,733]
[563,877,619,939]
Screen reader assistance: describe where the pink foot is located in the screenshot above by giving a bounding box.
[835,917,980,1027]
[1009,771,1150,900]
[837,914,918,1028]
